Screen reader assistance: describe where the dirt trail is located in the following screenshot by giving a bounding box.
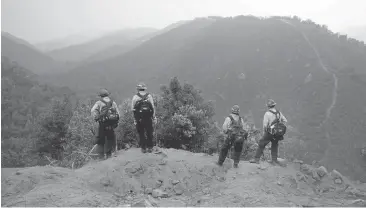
[2,148,366,207]
[279,19,339,164]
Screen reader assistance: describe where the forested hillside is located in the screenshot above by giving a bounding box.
[1,57,75,167]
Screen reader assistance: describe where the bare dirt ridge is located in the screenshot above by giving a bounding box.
[2,148,366,207]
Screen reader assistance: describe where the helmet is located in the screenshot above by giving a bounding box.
[136,82,147,91]
[267,99,276,108]
[231,105,240,115]
[98,88,110,97]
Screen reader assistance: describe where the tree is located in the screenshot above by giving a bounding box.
[157,77,218,151]
[36,94,73,160]
[115,98,139,148]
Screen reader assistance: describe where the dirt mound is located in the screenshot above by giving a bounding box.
[2,148,366,207]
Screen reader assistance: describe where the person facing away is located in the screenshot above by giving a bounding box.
[250,99,287,166]
[217,105,249,168]
[91,88,120,159]
[131,82,157,153]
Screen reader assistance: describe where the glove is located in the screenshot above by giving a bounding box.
[134,120,137,125]
[153,117,157,125]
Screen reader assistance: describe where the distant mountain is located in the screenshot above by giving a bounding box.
[1,32,62,74]
[1,56,74,139]
[138,20,191,41]
[48,16,366,182]
[35,30,109,52]
[83,42,139,64]
[341,25,366,42]
[2,32,42,52]
[82,23,190,64]
[46,28,158,62]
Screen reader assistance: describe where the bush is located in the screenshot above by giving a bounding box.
[58,99,99,169]
[1,137,41,167]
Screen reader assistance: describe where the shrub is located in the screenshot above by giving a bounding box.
[59,99,98,168]
[1,137,41,167]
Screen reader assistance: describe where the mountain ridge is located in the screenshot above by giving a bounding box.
[46,27,158,62]
[34,29,110,52]
[1,33,61,74]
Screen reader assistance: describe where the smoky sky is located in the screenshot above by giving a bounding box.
[1,0,366,43]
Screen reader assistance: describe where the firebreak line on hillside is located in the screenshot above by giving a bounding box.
[279,19,339,164]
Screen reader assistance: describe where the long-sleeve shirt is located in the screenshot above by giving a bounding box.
[131,92,155,117]
[263,108,287,132]
[91,97,120,120]
[222,113,250,134]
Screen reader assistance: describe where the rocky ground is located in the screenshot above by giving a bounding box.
[2,148,366,207]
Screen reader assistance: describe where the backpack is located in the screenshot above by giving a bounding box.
[267,110,287,137]
[99,99,119,126]
[228,115,248,141]
[134,93,153,119]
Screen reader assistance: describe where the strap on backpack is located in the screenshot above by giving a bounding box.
[98,99,113,122]
[100,99,113,108]
[137,92,150,101]
[134,93,151,110]
[228,115,242,127]
[268,109,281,127]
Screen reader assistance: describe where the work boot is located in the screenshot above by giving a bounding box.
[147,148,152,153]
[98,152,105,160]
[249,158,260,164]
[216,161,223,166]
[141,148,147,153]
[106,151,112,159]
[233,151,241,168]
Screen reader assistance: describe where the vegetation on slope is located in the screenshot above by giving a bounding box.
[1,57,75,167]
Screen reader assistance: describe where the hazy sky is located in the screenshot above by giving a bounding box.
[1,0,366,43]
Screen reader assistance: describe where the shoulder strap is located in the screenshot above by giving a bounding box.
[268,110,280,118]
[100,99,113,108]
[238,116,243,127]
[143,93,150,100]
[137,93,150,101]
[228,115,234,123]
[228,115,241,126]
[268,110,280,126]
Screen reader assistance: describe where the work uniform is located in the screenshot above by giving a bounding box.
[218,113,249,167]
[254,107,287,162]
[91,96,120,159]
[131,91,156,152]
